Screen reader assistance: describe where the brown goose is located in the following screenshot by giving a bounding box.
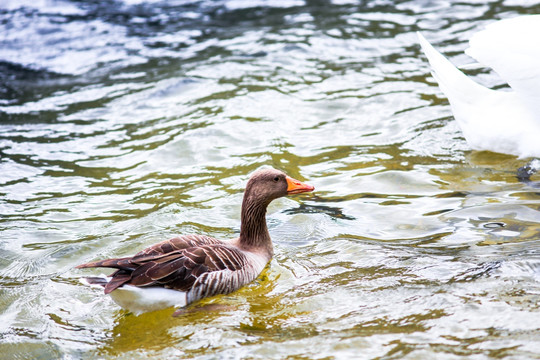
[77,168,314,315]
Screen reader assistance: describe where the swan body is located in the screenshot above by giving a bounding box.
[418,15,540,158]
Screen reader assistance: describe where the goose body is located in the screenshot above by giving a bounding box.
[418,15,540,158]
[77,169,314,315]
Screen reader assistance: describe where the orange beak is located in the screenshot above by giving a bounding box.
[286,176,315,195]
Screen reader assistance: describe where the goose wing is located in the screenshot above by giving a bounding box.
[77,235,256,302]
[76,234,221,271]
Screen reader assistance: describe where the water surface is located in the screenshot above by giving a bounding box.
[1,0,540,359]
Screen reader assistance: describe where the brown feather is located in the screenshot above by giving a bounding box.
[104,271,131,294]
[76,257,134,270]
[128,262,159,286]
[146,257,186,281]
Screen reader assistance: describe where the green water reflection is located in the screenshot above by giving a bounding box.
[1,0,540,359]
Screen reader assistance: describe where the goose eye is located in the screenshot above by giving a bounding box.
[273,176,279,182]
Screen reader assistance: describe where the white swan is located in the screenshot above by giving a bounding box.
[418,15,540,159]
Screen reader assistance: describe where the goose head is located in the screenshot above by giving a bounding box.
[243,168,314,206]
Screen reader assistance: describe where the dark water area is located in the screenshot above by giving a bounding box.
[1,0,540,359]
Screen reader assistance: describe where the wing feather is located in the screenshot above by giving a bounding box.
[77,235,267,306]
[104,271,132,294]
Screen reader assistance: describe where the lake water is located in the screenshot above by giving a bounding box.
[1,0,539,359]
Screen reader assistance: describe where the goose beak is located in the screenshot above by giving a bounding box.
[286,176,314,195]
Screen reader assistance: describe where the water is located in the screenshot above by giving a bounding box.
[1,0,540,358]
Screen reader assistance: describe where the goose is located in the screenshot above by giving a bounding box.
[77,168,314,315]
[417,15,540,164]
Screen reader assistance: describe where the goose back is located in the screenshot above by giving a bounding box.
[77,234,270,304]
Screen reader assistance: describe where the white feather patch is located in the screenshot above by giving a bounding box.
[80,275,187,315]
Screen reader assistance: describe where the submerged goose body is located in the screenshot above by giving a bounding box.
[418,15,540,158]
[77,168,314,315]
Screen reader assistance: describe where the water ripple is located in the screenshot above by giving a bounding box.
[1,0,540,359]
